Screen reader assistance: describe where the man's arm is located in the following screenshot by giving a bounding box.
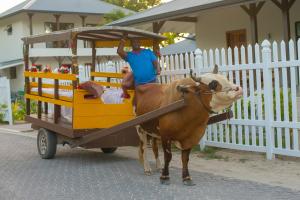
[117,35,128,60]
[150,50,161,75]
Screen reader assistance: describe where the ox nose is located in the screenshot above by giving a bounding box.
[234,86,243,96]
[232,85,242,93]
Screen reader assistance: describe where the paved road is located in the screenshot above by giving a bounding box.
[0,131,300,200]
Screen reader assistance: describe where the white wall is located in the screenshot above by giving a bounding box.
[0,12,105,92]
[0,14,26,62]
[11,65,24,93]
[0,65,24,93]
[195,0,300,50]
[0,12,104,63]
[26,13,103,48]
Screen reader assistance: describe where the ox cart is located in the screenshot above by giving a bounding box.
[22,26,232,159]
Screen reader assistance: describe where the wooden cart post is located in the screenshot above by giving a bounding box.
[37,75,42,119]
[153,39,161,82]
[69,33,78,126]
[44,102,48,115]
[24,44,31,115]
[91,41,96,81]
[53,78,60,123]
[71,33,78,89]
[153,39,160,57]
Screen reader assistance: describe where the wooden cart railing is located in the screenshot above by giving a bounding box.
[24,71,75,123]
[23,70,132,127]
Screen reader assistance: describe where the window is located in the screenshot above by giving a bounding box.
[296,22,300,42]
[9,67,17,79]
[6,24,12,35]
[60,23,74,31]
[44,22,74,48]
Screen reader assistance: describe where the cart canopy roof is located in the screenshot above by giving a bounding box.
[22,26,166,47]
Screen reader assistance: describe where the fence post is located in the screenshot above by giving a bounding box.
[194,48,206,150]
[194,48,203,76]
[262,40,274,160]
[6,78,13,125]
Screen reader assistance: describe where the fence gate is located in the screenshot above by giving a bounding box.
[0,77,13,125]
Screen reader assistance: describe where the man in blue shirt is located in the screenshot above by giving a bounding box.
[117,35,161,98]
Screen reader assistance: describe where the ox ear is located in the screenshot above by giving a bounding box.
[213,64,219,74]
[208,80,221,91]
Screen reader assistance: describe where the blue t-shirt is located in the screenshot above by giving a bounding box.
[125,49,157,86]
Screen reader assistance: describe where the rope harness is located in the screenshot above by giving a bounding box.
[180,86,236,114]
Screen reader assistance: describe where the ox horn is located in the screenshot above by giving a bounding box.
[213,64,219,74]
[177,85,190,93]
[190,69,201,83]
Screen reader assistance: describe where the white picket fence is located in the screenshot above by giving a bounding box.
[79,39,300,159]
[159,39,300,159]
[0,77,13,125]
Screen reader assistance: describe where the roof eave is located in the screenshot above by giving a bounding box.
[111,0,256,26]
[0,10,106,20]
[0,10,23,20]
[22,26,166,45]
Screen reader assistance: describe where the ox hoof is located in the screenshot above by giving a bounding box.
[144,170,152,176]
[160,176,170,185]
[183,178,196,186]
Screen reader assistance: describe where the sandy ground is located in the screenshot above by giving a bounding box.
[117,146,300,191]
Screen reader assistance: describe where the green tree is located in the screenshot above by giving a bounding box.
[103,9,131,23]
[103,0,182,46]
[102,0,161,24]
[161,33,185,47]
[104,0,161,12]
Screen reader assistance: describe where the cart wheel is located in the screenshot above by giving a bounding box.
[101,148,117,154]
[37,128,57,159]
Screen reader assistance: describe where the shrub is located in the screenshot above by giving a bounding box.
[0,104,8,123]
[12,98,37,121]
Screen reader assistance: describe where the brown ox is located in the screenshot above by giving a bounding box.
[135,66,242,186]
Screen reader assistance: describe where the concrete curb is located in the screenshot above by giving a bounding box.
[0,127,36,138]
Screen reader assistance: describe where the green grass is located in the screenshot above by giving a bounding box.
[200,147,229,160]
[239,158,248,163]
[171,144,230,161]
